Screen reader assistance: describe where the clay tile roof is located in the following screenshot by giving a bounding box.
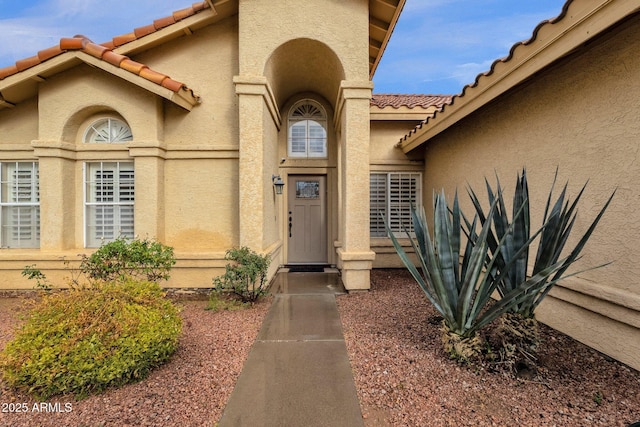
[0,1,210,103]
[371,94,453,109]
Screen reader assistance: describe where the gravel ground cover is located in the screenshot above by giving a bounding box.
[337,269,640,427]
[0,295,270,427]
[1,270,639,427]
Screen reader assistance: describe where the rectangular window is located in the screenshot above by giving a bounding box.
[370,172,421,237]
[85,161,134,248]
[0,162,40,248]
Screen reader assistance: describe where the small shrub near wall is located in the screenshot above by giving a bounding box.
[0,279,182,400]
[80,237,176,283]
[211,247,271,304]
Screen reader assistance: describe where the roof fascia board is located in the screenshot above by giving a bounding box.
[370,112,434,121]
[79,53,197,110]
[0,55,75,92]
[400,0,640,153]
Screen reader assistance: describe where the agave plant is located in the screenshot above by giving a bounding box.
[385,190,567,362]
[467,169,615,365]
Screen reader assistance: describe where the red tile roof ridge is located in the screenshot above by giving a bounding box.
[399,0,574,146]
[371,94,453,109]
[0,2,211,100]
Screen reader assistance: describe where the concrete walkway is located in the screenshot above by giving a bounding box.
[218,271,364,427]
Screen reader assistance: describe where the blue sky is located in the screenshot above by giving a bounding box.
[0,0,566,95]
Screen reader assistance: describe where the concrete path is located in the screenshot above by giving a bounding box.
[218,271,364,427]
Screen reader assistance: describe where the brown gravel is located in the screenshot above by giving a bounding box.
[1,271,640,427]
[0,295,270,427]
[337,269,640,427]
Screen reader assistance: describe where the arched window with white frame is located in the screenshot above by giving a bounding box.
[288,99,327,158]
[82,117,134,247]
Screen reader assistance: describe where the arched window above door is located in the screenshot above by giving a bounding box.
[288,100,327,158]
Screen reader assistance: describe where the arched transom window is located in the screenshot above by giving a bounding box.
[288,100,327,158]
[83,118,133,143]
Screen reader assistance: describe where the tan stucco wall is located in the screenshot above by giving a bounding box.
[0,16,242,289]
[417,15,640,370]
[0,1,376,291]
[0,99,38,146]
[238,0,368,84]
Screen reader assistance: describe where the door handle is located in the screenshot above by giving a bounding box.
[288,212,292,238]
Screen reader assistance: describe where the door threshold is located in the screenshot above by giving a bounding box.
[284,264,331,273]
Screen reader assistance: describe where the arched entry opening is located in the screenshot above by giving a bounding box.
[264,39,344,266]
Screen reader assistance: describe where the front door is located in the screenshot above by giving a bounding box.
[287,175,327,264]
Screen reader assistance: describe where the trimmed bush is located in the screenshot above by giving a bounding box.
[0,280,181,400]
[80,237,176,283]
[212,247,271,303]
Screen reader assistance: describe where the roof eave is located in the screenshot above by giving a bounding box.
[0,52,199,111]
[369,0,407,79]
[399,0,640,154]
[80,53,200,110]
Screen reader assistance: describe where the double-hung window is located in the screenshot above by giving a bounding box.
[370,172,421,237]
[0,162,40,248]
[85,162,134,247]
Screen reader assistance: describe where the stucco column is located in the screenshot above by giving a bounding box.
[129,144,166,241]
[234,76,269,250]
[336,81,375,290]
[32,141,76,250]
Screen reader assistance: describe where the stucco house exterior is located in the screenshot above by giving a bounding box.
[397,0,640,371]
[0,0,639,371]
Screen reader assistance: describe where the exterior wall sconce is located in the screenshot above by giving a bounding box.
[272,174,285,195]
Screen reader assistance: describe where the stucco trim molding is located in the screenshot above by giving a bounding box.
[333,80,374,130]
[233,75,282,130]
[128,141,168,159]
[555,276,640,313]
[31,140,78,160]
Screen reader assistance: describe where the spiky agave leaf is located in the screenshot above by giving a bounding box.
[467,168,615,318]
[385,190,566,340]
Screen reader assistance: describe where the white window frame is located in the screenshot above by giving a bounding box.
[370,172,422,237]
[83,117,133,143]
[287,99,328,158]
[0,161,40,248]
[84,161,134,248]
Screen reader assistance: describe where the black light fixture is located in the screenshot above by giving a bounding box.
[272,174,285,195]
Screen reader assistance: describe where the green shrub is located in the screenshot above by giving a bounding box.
[212,247,270,303]
[79,237,176,283]
[0,280,182,400]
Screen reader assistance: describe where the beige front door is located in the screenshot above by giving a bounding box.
[287,175,327,264]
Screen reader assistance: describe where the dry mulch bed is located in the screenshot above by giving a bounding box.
[337,269,640,426]
[0,294,270,427]
[1,271,639,426]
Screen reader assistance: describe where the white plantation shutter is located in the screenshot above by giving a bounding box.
[85,162,134,247]
[369,173,387,237]
[369,172,421,237]
[0,162,40,248]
